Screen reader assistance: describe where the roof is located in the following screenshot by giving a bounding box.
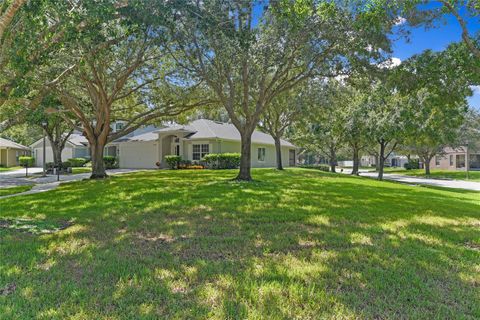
[156,119,296,147]
[114,131,159,143]
[0,137,30,151]
[30,132,88,149]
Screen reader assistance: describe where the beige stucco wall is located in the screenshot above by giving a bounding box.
[0,148,29,167]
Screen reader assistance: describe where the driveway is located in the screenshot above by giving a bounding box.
[359,171,480,192]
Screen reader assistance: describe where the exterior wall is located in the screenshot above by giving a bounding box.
[429,152,480,171]
[182,139,296,168]
[118,141,158,169]
[0,148,27,167]
[33,144,74,167]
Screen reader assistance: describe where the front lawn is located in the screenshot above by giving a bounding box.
[0,166,22,172]
[0,185,33,197]
[388,169,480,181]
[0,169,479,319]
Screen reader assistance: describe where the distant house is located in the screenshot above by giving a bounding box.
[0,137,30,167]
[360,154,409,168]
[429,146,480,171]
[30,133,90,167]
[113,119,297,169]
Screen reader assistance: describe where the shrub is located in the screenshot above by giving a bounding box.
[404,159,420,170]
[203,153,241,169]
[178,159,192,169]
[19,156,35,167]
[61,161,72,169]
[67,158,87,167]
[103,156,118,169]
[299,164,330,172]
[165,155,181,169]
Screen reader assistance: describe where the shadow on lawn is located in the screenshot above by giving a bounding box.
[0,169,479,319]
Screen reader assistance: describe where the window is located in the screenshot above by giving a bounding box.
[193,144,209,160]
[456,154,466,168]
[115,122,124,132]
[258,147,266,162]
[449,155,454,166]
[435,156,441,166]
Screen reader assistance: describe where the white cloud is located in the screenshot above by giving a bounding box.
[378,57,402,69]
[394,16,407,26]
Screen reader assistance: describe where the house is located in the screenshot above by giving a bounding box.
[0,137,31,167]
[429,146,480,171]
[114,119,297,169]
[31,133,90,167]
[360,154,409,168]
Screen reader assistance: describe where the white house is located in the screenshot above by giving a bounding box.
[31,133,90,167]
[113,119,297,169]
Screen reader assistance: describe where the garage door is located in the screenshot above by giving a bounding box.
[119,142,157,169]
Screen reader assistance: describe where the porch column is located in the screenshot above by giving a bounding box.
[5,148,9,167]
[157,133,163,168]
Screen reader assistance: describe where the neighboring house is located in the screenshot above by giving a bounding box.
[360,154,409,168]
[115,119,297,169]
[429,146,480,171]
[0,137,30,167]
[30,133,90,167]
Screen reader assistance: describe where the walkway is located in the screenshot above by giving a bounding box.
[0,169,148,199]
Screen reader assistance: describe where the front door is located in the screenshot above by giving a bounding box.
[289,149,296,166]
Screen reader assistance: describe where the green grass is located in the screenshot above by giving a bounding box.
[71,167,92,174]
[0,166,22,172]
[387,169,480,181]
[0,168,479,319]
[0,185,33,197]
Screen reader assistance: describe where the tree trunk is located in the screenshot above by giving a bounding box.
[375,155,380,172]
[423,154,433,176]
[236,133,252,181]
[352,146,359,176]
[51,143,63,168]
[329,145,336,173]
[274,136,283,170]
[90,140,107,179]
[378,142,385,181]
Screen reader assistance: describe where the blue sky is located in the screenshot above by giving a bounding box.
[390,2,480,110]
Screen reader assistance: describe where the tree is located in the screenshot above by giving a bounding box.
[396,48,471,175]
[259,86,308,170]
[168,0,395,180]
[25,95,77,168]
[292,80,345,173]
[337,85,370,175]
[0,1,104,129]
[54,8,210,179]
[365,82,409,180]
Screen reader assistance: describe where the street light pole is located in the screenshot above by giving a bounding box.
[465,141,469,180]
[42,121,47,177]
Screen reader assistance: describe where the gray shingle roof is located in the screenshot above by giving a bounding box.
[157,119,295,147]
[0,137,30,150]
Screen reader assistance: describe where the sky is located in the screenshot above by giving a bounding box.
[390,2,480,110]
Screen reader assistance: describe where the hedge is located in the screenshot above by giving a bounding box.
[19,156,35,167]
[67,158,87,167]
[203,153,241,169]
[103,156,118,169]
[165,155,181,169]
